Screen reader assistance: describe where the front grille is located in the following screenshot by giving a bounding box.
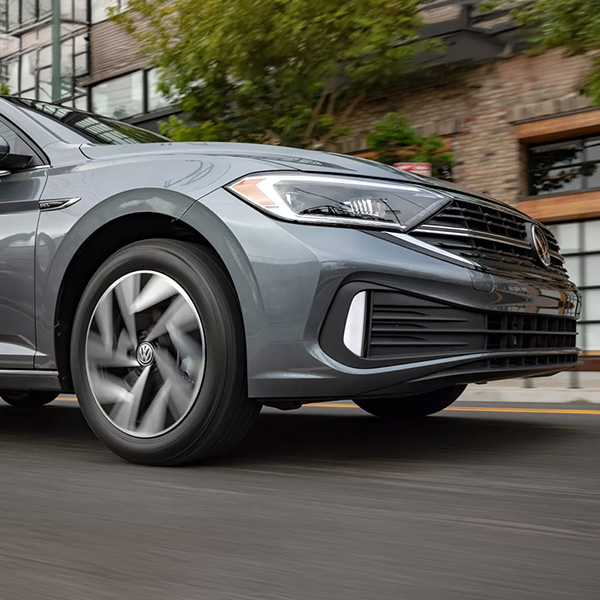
[366,291,578,367]
[412,196,567,278]
[367,292,485,360]
[487,313,577,351]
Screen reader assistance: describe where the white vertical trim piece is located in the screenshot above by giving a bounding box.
[343,291,367,357]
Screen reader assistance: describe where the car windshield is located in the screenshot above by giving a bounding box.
[4,97,171,145]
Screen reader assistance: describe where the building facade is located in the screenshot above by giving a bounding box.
[0,0,174,129]
[1,0,599,368]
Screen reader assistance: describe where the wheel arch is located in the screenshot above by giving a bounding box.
[52,212,244,391]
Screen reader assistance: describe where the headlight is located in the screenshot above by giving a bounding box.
[227,174,451,231]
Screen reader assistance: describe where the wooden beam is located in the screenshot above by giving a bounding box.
[515,109,600,144]
[518,189,600,223]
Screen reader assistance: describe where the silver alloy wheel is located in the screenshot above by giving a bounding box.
[85,270,206,438]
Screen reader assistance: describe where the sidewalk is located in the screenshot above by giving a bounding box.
[462,372,600,404]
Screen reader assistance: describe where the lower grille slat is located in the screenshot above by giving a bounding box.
[366,291,578,367]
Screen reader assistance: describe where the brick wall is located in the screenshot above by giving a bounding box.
[86,18,148,85]
[341,49,595,205]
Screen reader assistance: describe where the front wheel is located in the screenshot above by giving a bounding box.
[354,385,467,420]
[71,239,260,466]
[0,390,58,408]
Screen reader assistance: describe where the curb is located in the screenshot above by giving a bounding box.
[462,386,600,404]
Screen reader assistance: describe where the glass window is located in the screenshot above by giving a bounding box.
[74,0,87,22]
[528,136,600,197]
[585,138,600,162]
[22,0,37,24]
[583,255,600,287]
[146,69,174,112]
[74,95,87,111]
[584,220,600,252]
[565,256,582,286]
[530,166,583,195]
[529,140,583,170]
[61,38,74,79]
[8,0,19,30]
[74,34,88,77]
[61,0,72,19]
[74,53,87,77]
[549,222,580,254]
[585,164,600,190]
[39,0,52,18]
[549,219,600,355]
[39,45,52,69]
[6,59,19,95]
[74,34,86,55]
[583,289,600,321]
[92,0,119,23]
[5,0,54,29]
[20,52,36,93]
[584,325,600,352]
[38,66,52,101]
[91,72,144,119]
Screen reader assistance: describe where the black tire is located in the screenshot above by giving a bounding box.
[354,385,467,420]
[0,390,58,408]
[70,239,260,466]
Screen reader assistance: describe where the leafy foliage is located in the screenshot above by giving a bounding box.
[366,112,453,177]
[112,0,436,147]
[483,0,600,104]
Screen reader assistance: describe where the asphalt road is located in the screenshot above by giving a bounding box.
[0,398,599,600]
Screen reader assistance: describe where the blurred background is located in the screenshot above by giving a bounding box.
[0,1,599,599]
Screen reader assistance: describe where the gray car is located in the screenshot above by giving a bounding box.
[0,97,582,465]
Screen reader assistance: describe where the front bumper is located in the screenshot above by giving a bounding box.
[182,189,582,401]
[318,272,579,399]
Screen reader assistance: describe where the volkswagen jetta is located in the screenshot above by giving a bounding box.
[0,98,581,465]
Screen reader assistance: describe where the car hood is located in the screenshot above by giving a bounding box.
[80,141,421,180]
[79,141,523,215]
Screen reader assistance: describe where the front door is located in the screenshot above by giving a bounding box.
[0,117,46,368]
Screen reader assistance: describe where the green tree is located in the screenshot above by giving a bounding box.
[484,0,600,104]
[366,112,453,177]
[112,0,436,147]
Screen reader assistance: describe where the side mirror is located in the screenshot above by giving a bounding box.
[0,135,9,162]
[0,134,32,172]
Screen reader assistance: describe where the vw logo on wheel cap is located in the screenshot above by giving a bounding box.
[136,342,155,367]
[530,223,552,268]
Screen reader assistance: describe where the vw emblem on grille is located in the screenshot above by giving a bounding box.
[529,224,552,268]
[136,342,155,367]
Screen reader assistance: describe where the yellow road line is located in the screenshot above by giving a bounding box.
[446,407,600,415]
[54,397,600,415]
[308,403,359,408]
[308,403,600,415]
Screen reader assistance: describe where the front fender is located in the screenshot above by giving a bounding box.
[35,187,197,368]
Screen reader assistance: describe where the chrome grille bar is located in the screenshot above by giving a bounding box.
[413,224,532,250]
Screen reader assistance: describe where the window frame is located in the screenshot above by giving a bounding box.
[0,34,88,107]
[2,0,54,33]
[527,135,600,198]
